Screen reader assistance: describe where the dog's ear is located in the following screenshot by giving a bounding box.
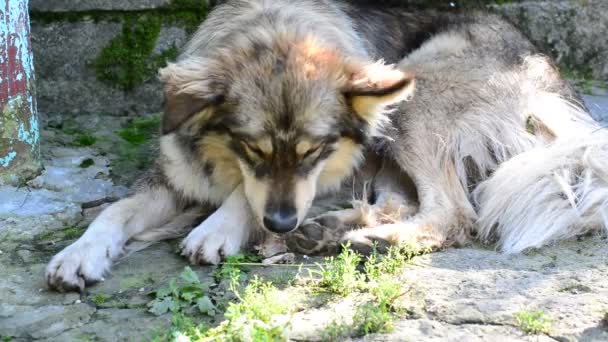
[343,61,415,120]
[159,59,225,134]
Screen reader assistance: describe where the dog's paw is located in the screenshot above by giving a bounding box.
[180,216,248,265]
[45,240,113,292]
[340,229,392,255]
[286,217,346,255]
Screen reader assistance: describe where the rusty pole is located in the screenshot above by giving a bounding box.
[0,0,41,185]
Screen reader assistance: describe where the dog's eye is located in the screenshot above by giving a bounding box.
[241,141,266,159]
[301,144,323,160]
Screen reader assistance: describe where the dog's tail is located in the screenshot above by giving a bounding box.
[474,94,608,253]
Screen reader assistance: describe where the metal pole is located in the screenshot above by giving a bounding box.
[0,0,41,185]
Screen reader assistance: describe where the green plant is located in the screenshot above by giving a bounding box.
[515,309,552,334]
[312,243,364,296]
[148,267,216,316]
[352,302,395,336]
[364,243,421,280]
[156,276,291,341]
[320,319,351,341]
[212,253,262,283]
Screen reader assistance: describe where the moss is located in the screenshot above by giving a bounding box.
[117,115,161,145]
[91,293,112,306]
[119,274,155,291]
[35,227,84,242]
[79,158,95,168]
[74,133,97,146]
[62,227,84,240]
[108,115,161,183]
[94,15,162,91]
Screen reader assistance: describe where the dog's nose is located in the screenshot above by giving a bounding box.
[263,210,298,233]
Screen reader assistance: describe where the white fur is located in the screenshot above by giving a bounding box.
[45,188,178,290]
[161,135,226,205]
[475,130,608,253]
[180,185,254,265]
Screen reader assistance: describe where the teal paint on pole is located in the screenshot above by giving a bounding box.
[0,0,41,185]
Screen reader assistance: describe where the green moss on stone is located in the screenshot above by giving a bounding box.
[62,227,84,240]
[79,158,95,168]
[94,15,163,91]
[109,114,161,182]
[35,226,84,242]
[91,293,112,306]
[74,133,97,146]
[117,115,161,145]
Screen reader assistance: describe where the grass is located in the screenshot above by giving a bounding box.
[515,309,552,334]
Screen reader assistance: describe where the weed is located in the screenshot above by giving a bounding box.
[313,244,364,296]
[320,319,351,341]
[352,303,395,336]
[515,309,552,334]
[148,267,216,317]
[91,293,111,306]
[212,253,262,283]
[364,244,421,280]
[220,276,291,340]
[154,276,291,341]
[600,312,608,329]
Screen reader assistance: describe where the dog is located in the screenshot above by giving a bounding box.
[46,0,608,292]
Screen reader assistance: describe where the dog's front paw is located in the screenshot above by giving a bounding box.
[180,216,248,265]
[286,216,347,255]
[45,240,114,292]
[340,229,392,255]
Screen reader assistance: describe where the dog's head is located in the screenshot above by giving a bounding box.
[159,37,414,234]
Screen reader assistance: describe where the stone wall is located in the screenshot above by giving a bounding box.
[30,0,608,116]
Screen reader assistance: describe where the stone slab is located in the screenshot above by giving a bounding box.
[30,0,174,12]
[495,0,608,81]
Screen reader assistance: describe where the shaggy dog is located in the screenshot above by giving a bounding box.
[46,0,608,292]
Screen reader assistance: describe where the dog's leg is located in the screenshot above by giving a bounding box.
[343,157,476,254]
[287,159,418,255]
[180,184,256,265]
[46,186,180,292]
